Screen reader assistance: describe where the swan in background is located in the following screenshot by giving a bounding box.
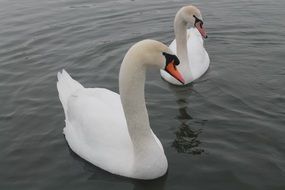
[161,5,210,85]
[57,40,184,179]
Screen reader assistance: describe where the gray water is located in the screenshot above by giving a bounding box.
[0,0,285,189]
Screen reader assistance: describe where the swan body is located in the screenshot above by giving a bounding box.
[161,5,210,85]
[57,40,184,179]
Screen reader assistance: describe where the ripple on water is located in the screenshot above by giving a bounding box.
[0,0,285,189]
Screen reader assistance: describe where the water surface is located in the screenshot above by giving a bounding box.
[0,0,285,189]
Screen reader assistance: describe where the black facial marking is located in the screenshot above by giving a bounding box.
[193,15,203,26]
[162,52,180,68]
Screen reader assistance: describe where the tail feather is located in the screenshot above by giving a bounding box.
[57,69,83,117]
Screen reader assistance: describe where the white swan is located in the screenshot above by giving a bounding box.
[57,40,185,179]
[161,5,210,85]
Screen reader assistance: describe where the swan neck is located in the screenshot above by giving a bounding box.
[174,13,189,65]
[119,57,157,151]
[118,44,167,178]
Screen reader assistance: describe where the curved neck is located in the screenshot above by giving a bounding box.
[119,52,160,155]
[118,42,168,178]
[174,12,190,71]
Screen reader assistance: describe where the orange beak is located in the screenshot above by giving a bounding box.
[165,60,185,84]
[195,22,208,39]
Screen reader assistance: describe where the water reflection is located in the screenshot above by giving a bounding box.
[168,85,205,155]
[172,122,204,155]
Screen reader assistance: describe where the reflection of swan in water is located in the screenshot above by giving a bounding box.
[168,85,205,155]
[172,121,204,155]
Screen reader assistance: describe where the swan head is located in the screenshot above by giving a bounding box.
[162,52,184,84]
[178,5,208,38]
[124,39,185,84]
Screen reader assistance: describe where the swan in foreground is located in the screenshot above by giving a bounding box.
[161,5,210,85]
[57,40,184,179]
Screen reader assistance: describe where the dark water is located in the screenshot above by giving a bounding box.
[1,0,285,189]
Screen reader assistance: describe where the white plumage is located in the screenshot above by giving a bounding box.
[56,40,183,179]
[161,5,210,85]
